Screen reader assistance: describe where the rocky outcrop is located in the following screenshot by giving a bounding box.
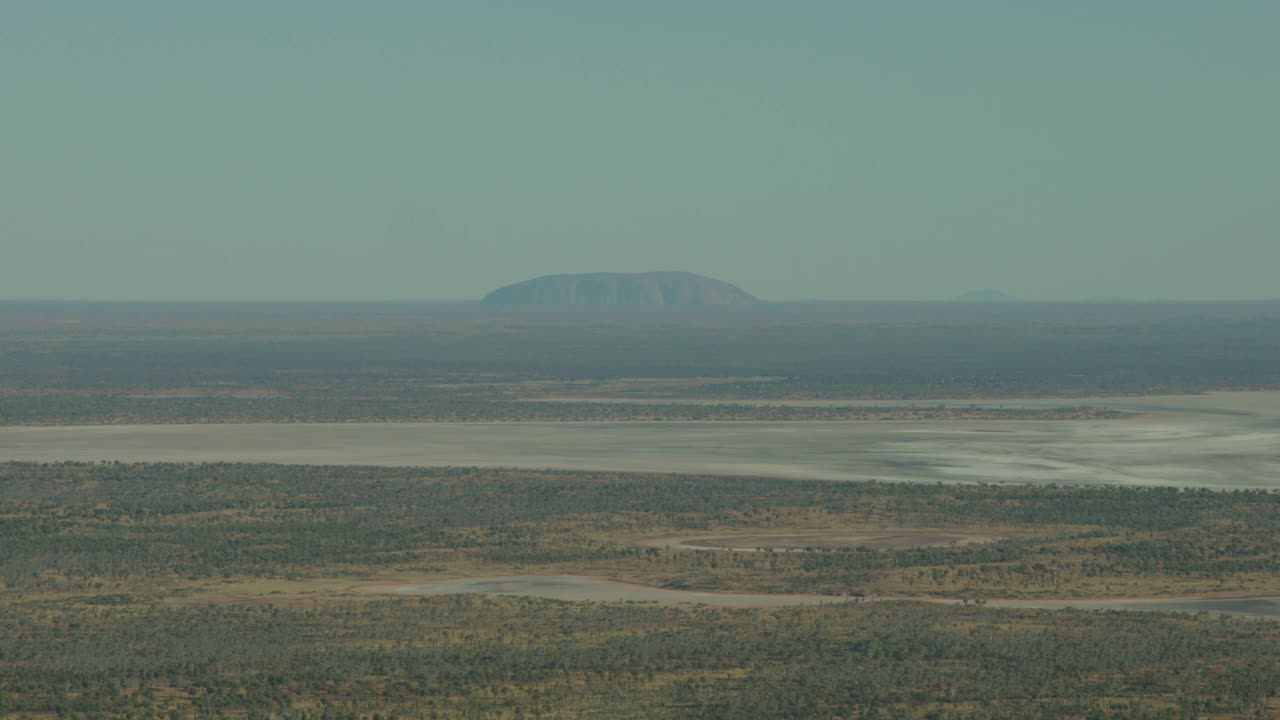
[483,272,758,307]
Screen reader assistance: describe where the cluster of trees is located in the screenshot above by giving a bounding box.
[0,395,1122,425]
[2,463,1277,599]
[0,392,1121,425]
[4,300,1280,424]
[2,462,1279,716]
[2,594,1278,718]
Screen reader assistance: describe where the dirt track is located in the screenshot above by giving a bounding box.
[367,574,1280,617]
[645,530,1004,552]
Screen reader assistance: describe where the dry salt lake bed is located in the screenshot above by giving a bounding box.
[3,391,1279,489]
[6,391,1280,616]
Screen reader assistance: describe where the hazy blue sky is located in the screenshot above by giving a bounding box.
[3,2,1277,300]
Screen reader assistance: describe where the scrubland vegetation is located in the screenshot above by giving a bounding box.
[0,395,1120,425]
[1,462,1278,718]
[2,300,1279,424]
[4,596,1278,719]
[5,300,1280,716]
[4,462,1280,599]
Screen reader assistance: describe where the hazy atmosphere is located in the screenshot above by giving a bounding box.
[4,2,1277,301]
[6,8,1280,713]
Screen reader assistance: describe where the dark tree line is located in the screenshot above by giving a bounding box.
[1,596,1277,718]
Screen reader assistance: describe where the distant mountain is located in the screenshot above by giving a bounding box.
[483,272,758,307]
[952,289,1024,303]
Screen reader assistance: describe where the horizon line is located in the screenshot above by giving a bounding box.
[2,297,1278,305]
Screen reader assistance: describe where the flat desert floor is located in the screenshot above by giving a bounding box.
[3,392,1279,489]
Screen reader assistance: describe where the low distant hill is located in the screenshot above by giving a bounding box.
[483,272,758,307]
[952,289,1024,303]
